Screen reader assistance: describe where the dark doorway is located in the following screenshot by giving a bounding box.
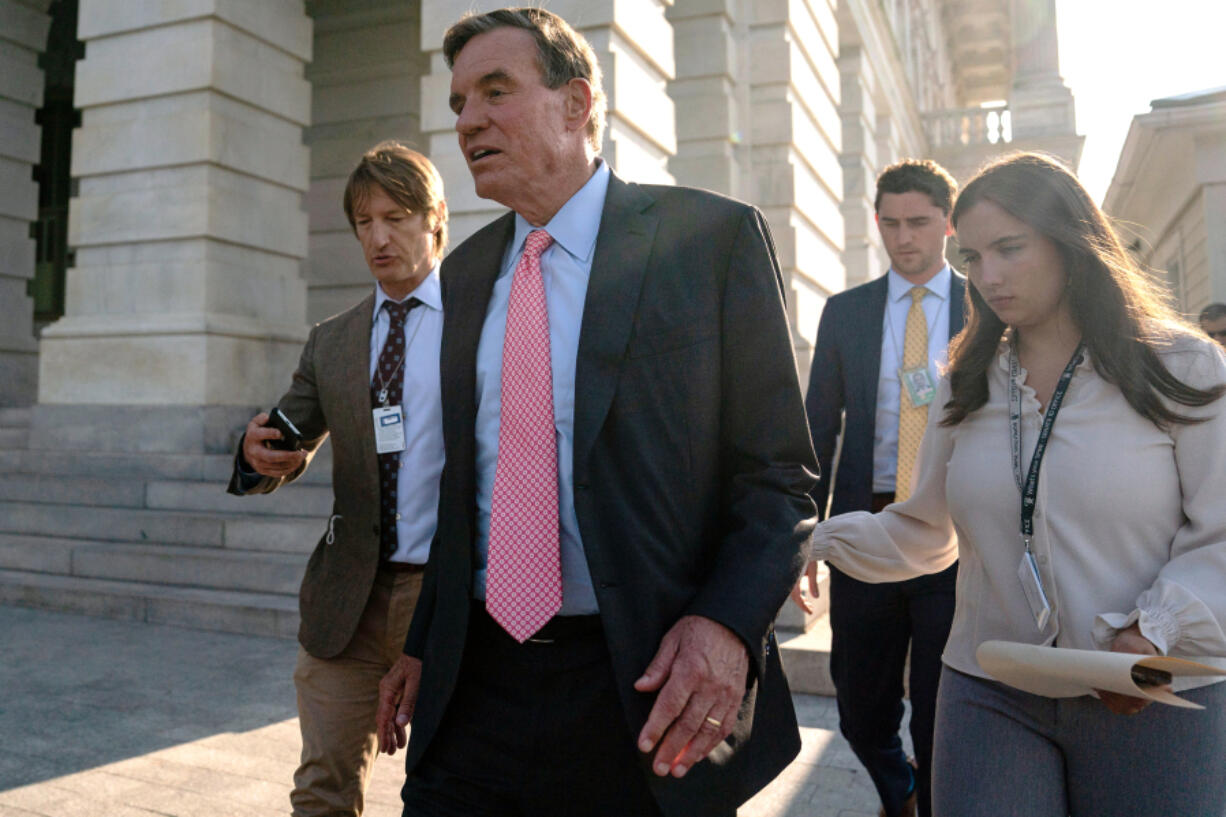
[30,0,82,330]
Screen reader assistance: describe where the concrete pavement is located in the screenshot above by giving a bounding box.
[0,605,897,816]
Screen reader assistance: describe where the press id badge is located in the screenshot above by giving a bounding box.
[1017,549,1052,631]
[899,365,937,407]
[372,406,406,454]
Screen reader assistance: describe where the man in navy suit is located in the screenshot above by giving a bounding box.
[798,159,963,817]
[375,8,816,817]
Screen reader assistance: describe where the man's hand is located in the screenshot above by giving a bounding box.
[789,560,821,613]
[376,654,422,755]
[1096,623,1165,715]
[241,412,306,478]
[633,615,748,778]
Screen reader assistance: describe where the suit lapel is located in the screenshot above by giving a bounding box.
[949,273,967,338]
[338,294,376,447]
[573,175,658,482]
[860,275,889,412]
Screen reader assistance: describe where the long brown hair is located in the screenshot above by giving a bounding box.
[942,152,1224,427]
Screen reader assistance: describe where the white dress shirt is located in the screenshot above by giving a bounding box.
[370,268,445,565]
[813,333,1226,691]
[872,265,953,492]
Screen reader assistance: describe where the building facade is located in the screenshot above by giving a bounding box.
[1105,87,1226,317]
[0,0,1080,633]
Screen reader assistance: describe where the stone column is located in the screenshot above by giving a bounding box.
[744,0,843,375]
[668,0,745,198]
[837,46,884,291]
[35,0,312,452]
[1008,0,1081,164]
[0,0,50,406]
[418,0,676,247]
[303,0,429,324]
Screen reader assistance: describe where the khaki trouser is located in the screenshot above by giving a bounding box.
[291,568,423,817]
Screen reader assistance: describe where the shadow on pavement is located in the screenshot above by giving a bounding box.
[0,604,300,792]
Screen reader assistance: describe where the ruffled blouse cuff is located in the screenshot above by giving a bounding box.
[808,526,831,562]
[1092,607,1181,655]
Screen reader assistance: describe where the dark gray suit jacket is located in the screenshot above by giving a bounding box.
[804,272,966,519]
[227,294,387,658]
[402,173,819,814]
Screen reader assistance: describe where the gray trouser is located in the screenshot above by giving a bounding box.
[932,665,1226,817]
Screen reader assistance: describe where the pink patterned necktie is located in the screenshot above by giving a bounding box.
[486,229,562,642]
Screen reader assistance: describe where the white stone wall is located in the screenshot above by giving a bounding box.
[668,0,745,200]
[879,0,955,113]
[303,0,429,324]
[743,0,842,378]
[418,0,677,249]
[38,0,313,407]
[1150,193,1208,314]
[836,0,930,292]
[0,0,50,406]
[1198,139,1226,308]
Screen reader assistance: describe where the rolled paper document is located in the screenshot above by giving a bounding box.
[976,640,1226,709]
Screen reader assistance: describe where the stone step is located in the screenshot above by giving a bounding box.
[0,427,29,450]
[0,568,299,639]
[0,472,329,516]
[0,499,224,546]
[0,407,31,428]
[0,533,78,574]
[0,474,148,508]
[779,613,835,696]
[0,447,333,485]
[223,515,326,554]
[0,534,308,595]
[82,542,305,595]
[148,479,333,517]
[0,500,323,552]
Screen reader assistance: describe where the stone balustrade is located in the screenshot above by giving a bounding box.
[923,104,1012,148]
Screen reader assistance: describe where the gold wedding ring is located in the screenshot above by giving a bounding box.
[704,716,722,728]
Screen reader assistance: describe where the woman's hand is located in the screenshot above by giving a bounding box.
[1096,623,1166,715]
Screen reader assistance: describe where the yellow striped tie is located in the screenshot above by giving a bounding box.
[895,287,928,500]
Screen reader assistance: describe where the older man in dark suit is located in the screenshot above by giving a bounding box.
[374,8,816,817]
[228,142,447,817]
[796,159,964,817]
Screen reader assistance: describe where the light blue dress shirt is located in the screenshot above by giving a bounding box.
[472,160,611,615]
[370,267,445,564]
[872,264,953,493]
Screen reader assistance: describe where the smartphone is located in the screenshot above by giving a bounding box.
[266,407,304,451]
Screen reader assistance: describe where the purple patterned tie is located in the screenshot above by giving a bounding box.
[372,297,420,560]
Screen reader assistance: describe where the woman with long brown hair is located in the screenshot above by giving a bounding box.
[805,152,1226,816]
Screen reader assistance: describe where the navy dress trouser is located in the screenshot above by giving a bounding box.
[400,603,669,817]
[828,561,958,817]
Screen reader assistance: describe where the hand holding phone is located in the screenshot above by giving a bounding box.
[265,407,304,451]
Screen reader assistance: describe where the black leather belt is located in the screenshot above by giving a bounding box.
[380,561,426,574]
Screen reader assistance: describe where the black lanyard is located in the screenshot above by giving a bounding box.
[1008,342,1084,547]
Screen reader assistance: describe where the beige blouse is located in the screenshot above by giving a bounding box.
[810,334,1226,690]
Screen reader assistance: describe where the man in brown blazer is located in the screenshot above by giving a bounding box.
[227,142,447,817]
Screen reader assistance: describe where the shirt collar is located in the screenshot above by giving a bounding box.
[508,158,611,268]
[372,263,442,318]
[887,263,952,303]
